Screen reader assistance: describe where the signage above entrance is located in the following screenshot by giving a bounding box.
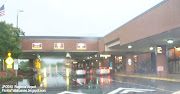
[32,43,42,49]
[77,43,86,50]
[157,47,162,54]
[54,43,64,49]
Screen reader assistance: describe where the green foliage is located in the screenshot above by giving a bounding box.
[0,76,18,83]
[19,61,30,72]
[0,21,24,58]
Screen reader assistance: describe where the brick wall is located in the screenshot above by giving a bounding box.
[21,39,99,52]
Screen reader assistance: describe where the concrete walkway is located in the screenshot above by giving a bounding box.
[113,72,180,82]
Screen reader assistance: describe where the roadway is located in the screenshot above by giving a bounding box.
[1,70,180,94]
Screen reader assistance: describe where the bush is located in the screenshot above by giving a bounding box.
[0,76,18,83]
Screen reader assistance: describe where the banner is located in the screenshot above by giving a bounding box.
[32,43,42,49]
[54,43,64,49]
[77,43,86,50]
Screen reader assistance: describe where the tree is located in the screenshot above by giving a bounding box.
[0,21,24,59]
[19,61,30,72]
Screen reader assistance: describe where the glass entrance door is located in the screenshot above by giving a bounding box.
[169,60,180,74]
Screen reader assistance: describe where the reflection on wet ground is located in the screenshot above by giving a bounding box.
[2,69,180,94]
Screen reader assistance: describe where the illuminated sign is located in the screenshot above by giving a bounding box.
[73,61,77,64]
[157,47,162,53]
[110,62,113,67]
[128,59,132,65]
[100,54,111,57]
[32,43,42,49]
[134,55,137,62]
[54,43,64,49]
[77,43,86,50]
[7,64,12,68]
[5,52,14,69]
[176,47,180,51]
[119,56,122,62]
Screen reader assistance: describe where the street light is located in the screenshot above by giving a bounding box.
[17,10,23,28]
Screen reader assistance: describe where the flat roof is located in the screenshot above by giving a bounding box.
[20,36,102,40]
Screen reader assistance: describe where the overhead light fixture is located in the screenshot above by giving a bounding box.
[66,52,71,58]
[96,60,98,62]
[95,55,97,57]
[90,56,92,58]
[150,47,153,50]
[128,45,132,49]
[33,54,35,55]
[83,60,85,62]
[167,39,173,44]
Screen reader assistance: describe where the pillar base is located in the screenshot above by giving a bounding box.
[157,71,168,78]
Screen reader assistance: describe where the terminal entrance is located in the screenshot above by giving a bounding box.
[169,47,180,74]
[169,60,180,74]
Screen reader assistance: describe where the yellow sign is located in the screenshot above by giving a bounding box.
[8,52,11,57]
[5,57,14,68]
[7,65,12,68]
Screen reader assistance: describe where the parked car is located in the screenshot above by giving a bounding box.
[86,66,96,74]
[96,67,110,75]
[76,68,86,76]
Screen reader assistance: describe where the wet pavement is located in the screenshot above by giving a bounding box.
[1,70,180,94]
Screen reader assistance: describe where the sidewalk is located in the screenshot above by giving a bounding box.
[113,72,180,82]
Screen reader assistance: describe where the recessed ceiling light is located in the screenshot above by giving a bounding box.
[167,39,173,44]
[128,45,132,49]
[83,60,85,61]
[95,55,97,57]
[150,47,153,50]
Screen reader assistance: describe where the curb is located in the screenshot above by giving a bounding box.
[113,74,180,82]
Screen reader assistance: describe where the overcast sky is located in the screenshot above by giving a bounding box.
[0,0,164,37]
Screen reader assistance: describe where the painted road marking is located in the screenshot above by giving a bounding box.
[111,79,173,93]
[114,74,180,82]
[173,90,180,94]
[107,87,156,94]
[57,91,85,94]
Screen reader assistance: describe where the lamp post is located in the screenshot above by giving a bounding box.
[17,10,23,28]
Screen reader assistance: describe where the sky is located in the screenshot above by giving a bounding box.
[0,0,164,37]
